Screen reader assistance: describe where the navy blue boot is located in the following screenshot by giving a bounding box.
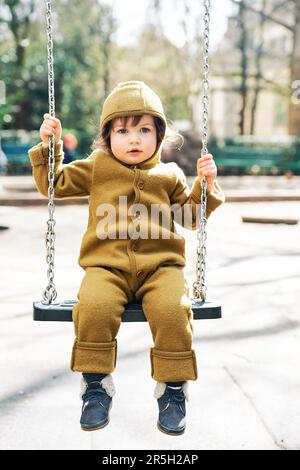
[154,381,188,435]
[80,374,115,431]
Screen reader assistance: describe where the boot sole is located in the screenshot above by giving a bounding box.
[157,422,185,436]
[81,419,109,432]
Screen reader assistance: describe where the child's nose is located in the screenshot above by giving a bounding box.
[129,132,141,143]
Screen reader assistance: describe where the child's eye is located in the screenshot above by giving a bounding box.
[117,128,150,134]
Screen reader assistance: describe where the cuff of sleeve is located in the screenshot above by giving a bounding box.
[28,140,64,167]
[207,180,226,211]
[190,177,225,209]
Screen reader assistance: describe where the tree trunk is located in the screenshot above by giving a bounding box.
[237,1,248,135]
[250,0,266,135]
[289,2,300,135]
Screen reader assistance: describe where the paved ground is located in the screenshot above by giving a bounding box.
[0,177,300,450]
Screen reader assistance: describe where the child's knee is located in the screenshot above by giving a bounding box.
[73,301,122,342]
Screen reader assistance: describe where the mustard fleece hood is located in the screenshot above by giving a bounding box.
[100,81,167,169]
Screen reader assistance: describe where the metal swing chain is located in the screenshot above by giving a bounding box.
[192,0,210,302]
[42,0,57,303]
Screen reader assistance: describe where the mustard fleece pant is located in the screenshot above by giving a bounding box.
[70,264,198,382]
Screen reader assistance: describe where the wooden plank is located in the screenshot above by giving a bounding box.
[242,216,298,225]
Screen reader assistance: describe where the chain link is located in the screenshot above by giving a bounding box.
[42,0,57,303]
[192,0,210,302]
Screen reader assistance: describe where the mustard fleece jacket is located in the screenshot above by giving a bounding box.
[28,139,225,274]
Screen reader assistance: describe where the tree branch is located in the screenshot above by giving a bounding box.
[230,0,294,31]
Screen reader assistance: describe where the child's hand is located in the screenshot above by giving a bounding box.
[40,113,62,148]
[197,153,217,192]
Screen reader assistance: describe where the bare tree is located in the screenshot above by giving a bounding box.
[231,0,300,135]
[250,0,267,135]
[289,0,300,134]
[144,0,163,33]
[97,2,117,103]
[236,0,248,134]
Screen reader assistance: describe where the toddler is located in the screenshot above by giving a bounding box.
[28,81,225,435]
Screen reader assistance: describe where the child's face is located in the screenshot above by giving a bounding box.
[110,114,157,165]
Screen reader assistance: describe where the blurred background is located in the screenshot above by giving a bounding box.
[1,0,300,176]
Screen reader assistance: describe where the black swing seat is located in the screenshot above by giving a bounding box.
[33,298,221,322]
